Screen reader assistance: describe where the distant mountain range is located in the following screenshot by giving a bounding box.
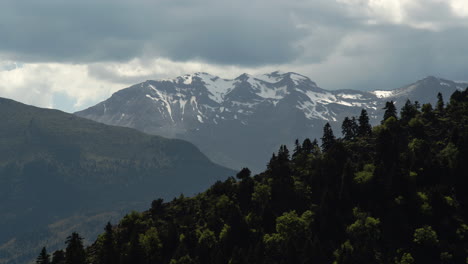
[0,98,233,264]
[76,71,468,172]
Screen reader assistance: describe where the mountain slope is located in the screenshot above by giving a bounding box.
[371,76,467,107]
[0,97,234,263]
[75,72,467,172]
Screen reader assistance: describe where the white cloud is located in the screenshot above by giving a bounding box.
[0,59,280,112]
[0,0,467,112]
[450,0,468,17]
[0,62,122,112]
[337,0,468,30]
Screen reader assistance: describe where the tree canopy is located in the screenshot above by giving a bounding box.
[47,89,468,264]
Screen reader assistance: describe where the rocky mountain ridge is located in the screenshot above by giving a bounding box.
[76,72,467,172]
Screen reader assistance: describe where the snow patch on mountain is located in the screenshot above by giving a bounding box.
[79,72,466,132]
[256,85,289,99]
[74,73,467,174]
[289,73,311,85]
[303,90,336,104]
[204,78,235,103]
[253,73,283,83]
[337,93,364,100]
[297,100,328,120]
[372,90,394,98]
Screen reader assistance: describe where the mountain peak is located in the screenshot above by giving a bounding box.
[235,73,252,81]
[269,70,307,78]
[419,75,443,83]
[76,74,465,174]
[417,75,464,86]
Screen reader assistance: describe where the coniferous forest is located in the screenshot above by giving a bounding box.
[39,89,468,264]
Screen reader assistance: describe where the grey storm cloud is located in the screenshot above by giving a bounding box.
[327,24,468,91]
[0,0,332,65]
[0,0,467,83]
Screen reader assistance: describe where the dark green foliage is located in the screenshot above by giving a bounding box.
[350,117,358,138]
[301,138,313,154]
[292,139,302,159]
[341,117,358,140]
[437,92,444,112]
[51,250,65,264]
[400,99,419,122]
[236,168,251,180]
[382,101,398,123]
[321,122,336,152]
[56,89,468,264]
[98,222,117,264]
[36,247,50,264]
[357,109,372,137]
[65,233,86,264]
[0,97,233,263]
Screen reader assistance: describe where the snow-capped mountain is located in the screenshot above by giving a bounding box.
[371,76,467,106]
[75,72,467,172]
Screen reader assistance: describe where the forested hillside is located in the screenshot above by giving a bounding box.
[0,98,233,264]
[45,89,468,264]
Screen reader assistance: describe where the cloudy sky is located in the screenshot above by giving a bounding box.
[1,0,467,112]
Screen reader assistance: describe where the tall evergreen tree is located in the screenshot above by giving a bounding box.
[400,99,418,122]
[437,92,444,112]
[51,250,65,264]
[236,168,251,180]
[150,198,165,219]
[99,222,116,264]
[382,101,397,123]
[421,103,434,120]
[36,247,50,264]
[267,153,278,171]
[351,117,358,136]
[65,232,86,264]
[292,139,302,159]
[342,117,357,140]
[277,145,290,163]
[321,123,336,152]
[311,139,321,155]
[358,109,372,137]
[302,138,313,154]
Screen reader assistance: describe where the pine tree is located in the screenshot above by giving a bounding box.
[99,222,116,264]
[292,139,302,159]
[382,101,397,124]
[437,92,444,113]
[358,109,372,137]
[400,99,418,122]
[36,247,50,264]
[311,139,320,155]
[150,198,165,218]
[236,168,251,180]
[51,250,65,264]
[342,117,357,140]
[321,123,336,152]
[302,138,313,154]
[277,145,290,163]
[267,153,278,171]
[351,117,358,137]
[65,232,86,264]
[421,103,434,120]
